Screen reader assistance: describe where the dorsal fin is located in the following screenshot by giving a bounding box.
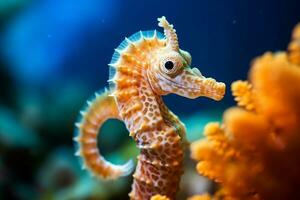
[108,30,164,91]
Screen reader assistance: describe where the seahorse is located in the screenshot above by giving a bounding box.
[74,16,226,200]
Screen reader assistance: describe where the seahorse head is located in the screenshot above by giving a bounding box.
[147,17,225,100]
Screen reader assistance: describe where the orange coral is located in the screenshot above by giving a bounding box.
[288,23,300,65]
[190,24,300,200]
[151,194,170,200]
[187,194,212,200]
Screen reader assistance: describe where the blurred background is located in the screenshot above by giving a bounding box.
[0,0,299,199]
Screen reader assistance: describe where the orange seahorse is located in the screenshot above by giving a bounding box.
[74,16,226,200]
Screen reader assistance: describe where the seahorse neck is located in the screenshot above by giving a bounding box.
[115,70,165,137]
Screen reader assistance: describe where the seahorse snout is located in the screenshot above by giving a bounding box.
[194,76,226,101]
[174,68,226,100]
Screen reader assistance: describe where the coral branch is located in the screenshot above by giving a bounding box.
[231,81,255,111]
[288,23,300,65]
[151,194,170,200]
[190,23,300,200]
[187,194,212,200]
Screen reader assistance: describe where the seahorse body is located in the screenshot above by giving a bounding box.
[74,17,226,200]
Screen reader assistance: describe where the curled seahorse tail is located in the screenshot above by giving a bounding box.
[74,89,134,180]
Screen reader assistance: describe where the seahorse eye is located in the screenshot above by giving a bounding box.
[164,61,174,70]
[159,54,183,76]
